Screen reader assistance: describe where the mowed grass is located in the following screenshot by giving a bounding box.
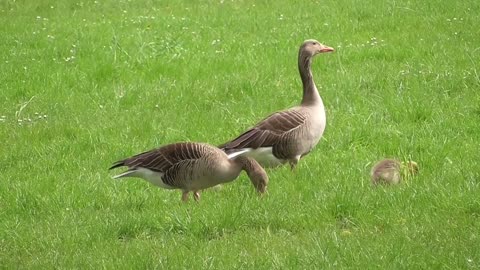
[1,0,480,268]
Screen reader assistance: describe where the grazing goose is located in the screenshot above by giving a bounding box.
[109,142,268,202]
[219,39,334,170]
[371,159,419,185]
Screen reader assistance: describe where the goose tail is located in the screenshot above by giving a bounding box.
[109,160,126,170]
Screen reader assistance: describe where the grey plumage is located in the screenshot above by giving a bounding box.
[219,39,334,170]
[110,142,268,201]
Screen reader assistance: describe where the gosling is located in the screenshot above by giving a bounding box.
[371,159,419,185]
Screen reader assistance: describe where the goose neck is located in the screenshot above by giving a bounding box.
[234,156,268,193]
[234,156,255,172]
[298,51,320,106]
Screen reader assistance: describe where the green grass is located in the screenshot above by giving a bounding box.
[1,0,480,268]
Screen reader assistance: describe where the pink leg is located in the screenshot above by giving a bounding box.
[289,155,301,171]
[193,191,201,202]
[181,191,189,202]
[289,162,297,171]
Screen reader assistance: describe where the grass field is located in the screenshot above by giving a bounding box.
[1,0,480,268]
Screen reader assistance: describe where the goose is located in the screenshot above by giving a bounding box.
[370,159,419,185]
[219,39,334,170]
[109,142,268,202]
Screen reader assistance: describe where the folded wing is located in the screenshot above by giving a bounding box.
[110,142,210,172]
[220,109,306,151]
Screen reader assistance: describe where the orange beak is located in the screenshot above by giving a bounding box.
[319,45,335,53]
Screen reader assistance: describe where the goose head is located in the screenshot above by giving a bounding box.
[301,39,334,57]
[248,167,269,194]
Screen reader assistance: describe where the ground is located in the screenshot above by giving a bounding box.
[1,0,479,268]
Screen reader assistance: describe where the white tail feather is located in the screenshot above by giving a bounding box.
[227,148,252,160]
[112,170,136,179]
[112,168,171,189]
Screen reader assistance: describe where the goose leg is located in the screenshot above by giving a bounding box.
[181,191,189,202]
[290,160,298,172]
[290,162,296,171]
[193,191,201,202]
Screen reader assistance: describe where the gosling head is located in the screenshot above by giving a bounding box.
[401,161,419,183]
[301,39,334,57]
[402,161,419,175]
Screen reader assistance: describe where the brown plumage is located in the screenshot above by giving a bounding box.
[219,39,334,170]
[371,159,419,185]
[110,142,268,201]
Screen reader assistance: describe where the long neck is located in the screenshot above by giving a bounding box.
[233,157,267,192]
[298,50,320,106]
[235,156,257,174]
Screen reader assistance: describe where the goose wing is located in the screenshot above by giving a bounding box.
[220,108,306,150]
[110,142,210,172]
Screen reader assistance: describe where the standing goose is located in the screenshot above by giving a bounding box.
[109,142,268,202]
[219,39,334,169]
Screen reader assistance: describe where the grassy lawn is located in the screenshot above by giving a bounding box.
[1,0,479,268]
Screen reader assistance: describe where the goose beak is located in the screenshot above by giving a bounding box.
[319,45,334,53]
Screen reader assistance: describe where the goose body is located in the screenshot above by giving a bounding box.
[220,39,334,169]
[110,142,268,201]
